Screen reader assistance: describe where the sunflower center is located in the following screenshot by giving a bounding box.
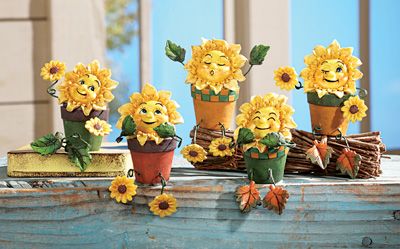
[189,150,198,157]
[49,67,59,74]
[218,144,227,151]
[158,201,170,210]
[94,123,102,130]
[281,73,291,82]
[349,105,359,114]
[118,185,127,194]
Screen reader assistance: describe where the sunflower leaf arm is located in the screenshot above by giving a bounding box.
[236,128,255,146]
[154,122,176,138]
[116,116,137,143]
[30,132,64,155]
[64,134,92,172]
[165,40,186,65]
[249,44,270,66]
[260,132,296,148]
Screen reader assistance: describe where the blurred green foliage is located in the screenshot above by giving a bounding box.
[105,0,138,51]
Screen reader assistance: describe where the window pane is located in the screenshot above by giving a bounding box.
[151,0,224,145]
[371,0,400,150]
[105,0,140,141]
[291,0,360,134]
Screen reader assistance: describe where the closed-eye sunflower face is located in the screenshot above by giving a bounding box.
[236,94,297,141]
[58,60,118,116]
[300,40,363,98]
[134,100,169,133]
[184,39,247,94]
[248,107,281,139]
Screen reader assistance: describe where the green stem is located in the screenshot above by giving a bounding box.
[244,64,254,77]
[159,173,167,194]
[47,80,59,98]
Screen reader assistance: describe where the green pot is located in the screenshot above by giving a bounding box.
[244,146,288,184]
[60,105,109,151]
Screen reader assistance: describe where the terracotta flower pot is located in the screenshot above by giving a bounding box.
[307,92,351,136]
[60,105,109,151]
[191,85,238,130]
[127,138,178,185]
[244,146,289,184]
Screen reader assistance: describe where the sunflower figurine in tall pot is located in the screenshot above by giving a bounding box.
[115,83,183,185]
[274,40,367,136]
[41,60,118,151]
[235,93,297,184]
[166,39,270,130]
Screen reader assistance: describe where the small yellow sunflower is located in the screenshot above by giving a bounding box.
[85,117,112,136]
[341,96,368,123]
[109,176,138,203]
[184,39,247,94]
[180,144,207,163]
[274,66,298,91]
[40,60,66,81]
[149,193,177,218]
[208,137,234,157]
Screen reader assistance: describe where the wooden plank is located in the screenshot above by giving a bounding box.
[0,0,47,19]
[7,143,131,177]
[0,21,50,102]
[0,103,51,157]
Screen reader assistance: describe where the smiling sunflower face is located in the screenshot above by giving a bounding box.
[184,39,247,94]
[58,60,118,115]
[300,40,362,98]
[236,94,297,141]
[117,83,183,145]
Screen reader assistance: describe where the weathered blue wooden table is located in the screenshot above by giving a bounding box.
[0,156,399,249]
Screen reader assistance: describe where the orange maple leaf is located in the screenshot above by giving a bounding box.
[336,148,361,179]
[263,185,289,215]
[236,181,261,213]
[306,137,333,169]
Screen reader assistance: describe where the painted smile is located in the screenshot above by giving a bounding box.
[323,78,339,83]
[76,89,87,96]
[142,120,156,125]
[255,126,270,130]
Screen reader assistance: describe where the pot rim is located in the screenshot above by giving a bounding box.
[60,104,109,122]
[191,85,238,103]
[127,137,178,153]
[307,92,352,107]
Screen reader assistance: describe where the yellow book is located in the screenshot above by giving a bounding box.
[7,143,131,177]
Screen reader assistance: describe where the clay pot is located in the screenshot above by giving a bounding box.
[243,146,289,184]
[60,105,109,151]
[127,138,178,185]
[307,92,351,136]
[191,85,238,130]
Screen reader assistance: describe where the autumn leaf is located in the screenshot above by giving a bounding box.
[306,137,333,169]
[336,148,361,179]
[263,185,289,215]
[235,181,261,213]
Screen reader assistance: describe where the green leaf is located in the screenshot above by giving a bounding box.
[249,44,270,65]
[237,128,255,146]
[30,132,63,155]
[165,40,186,63]
[65,134,92,172]
[116,115,136,143]
[154,122,176,138]
[260,132,281,147]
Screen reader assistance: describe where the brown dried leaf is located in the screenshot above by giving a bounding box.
[235,181,261,213]
[263,185,289,215]
[306,137,333,169]
[336,148,361,179]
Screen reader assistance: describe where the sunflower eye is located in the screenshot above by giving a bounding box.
[204,62,211,65]
[154,110,162,115]
[80,80,85,85]
[140,108,147,114]
[89,86,95,91]
[336,67,342,73]
[268,117,276,121]
[253,116,260,120]
[218,63,225,66]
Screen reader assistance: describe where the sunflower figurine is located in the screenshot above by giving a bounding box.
[235,93,296,184]
[115,83,183,184]
[166,39,270,131]
[40,60,118,151]
[274,40,367,136]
